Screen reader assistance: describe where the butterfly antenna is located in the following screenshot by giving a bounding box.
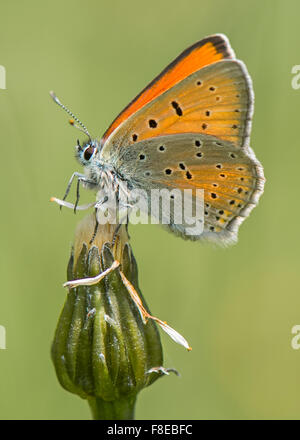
[49,91,91,139]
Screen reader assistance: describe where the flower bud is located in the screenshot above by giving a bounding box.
[51,214,164,419]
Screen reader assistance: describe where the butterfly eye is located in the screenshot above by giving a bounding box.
[83,146,95,161]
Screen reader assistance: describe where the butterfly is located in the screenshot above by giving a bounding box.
[51,34,265,245]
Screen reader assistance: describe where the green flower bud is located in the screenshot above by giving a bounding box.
[51,214,164,419]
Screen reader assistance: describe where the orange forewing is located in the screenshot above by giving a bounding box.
[101,35,234,143]
[102,60,252,152]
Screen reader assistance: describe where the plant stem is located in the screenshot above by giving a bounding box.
[88,395,137,420]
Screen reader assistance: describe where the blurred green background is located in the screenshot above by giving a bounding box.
[0,0,299,420]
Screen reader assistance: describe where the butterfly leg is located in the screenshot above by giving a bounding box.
[111,218,126,247]
[89,196,109,245]
[74,177,81,213]
[125,213,130,239]
[61,172,95,213]
[89,208,99,245]
[61,172,84,210]
[111,206,133,247]
[74,176,96,214]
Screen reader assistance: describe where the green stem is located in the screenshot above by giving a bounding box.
[88,395,137,420]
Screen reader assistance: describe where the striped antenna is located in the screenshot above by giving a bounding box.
[50,91,91,139]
